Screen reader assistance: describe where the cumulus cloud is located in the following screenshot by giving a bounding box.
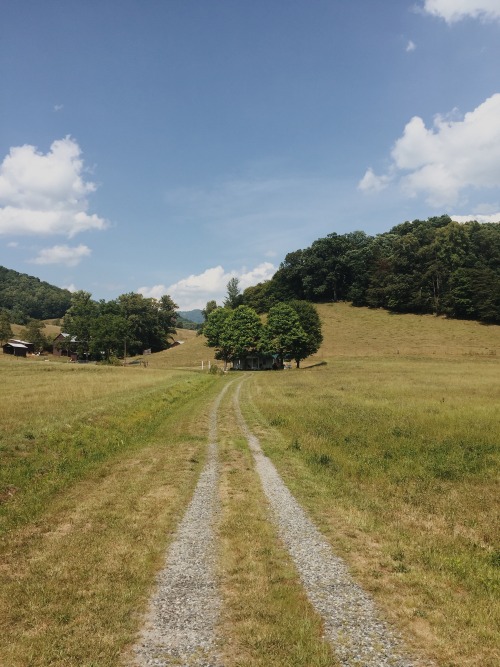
[406,40,416,52]
[451,212,500,223]
[0,136,107,237]
[30,244,91,267]
[138,262,276,310]
[359,93,500,207]
[422,0,500,23]
[358,168,393,194]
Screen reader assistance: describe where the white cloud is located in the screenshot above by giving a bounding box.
[30,244,91,267]
[422,0,500,23]
[54,104,64,112]
[0,136,107,237]
[138,262,276,310]
[360,93,500,207]
[7,241,18,248]
[63,283,78,292]
[451,212,500,223]
[358,168,392,194]
[406,40,416,52]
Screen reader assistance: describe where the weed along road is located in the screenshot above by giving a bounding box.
[131,376,420,667]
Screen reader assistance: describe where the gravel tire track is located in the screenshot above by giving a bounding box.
[133,381,234,667]
[233,379,425,667]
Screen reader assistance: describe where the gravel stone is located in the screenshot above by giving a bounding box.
[133,382,233,667]
[233,381,430,667]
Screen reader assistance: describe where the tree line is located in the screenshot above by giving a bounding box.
[0,266,72,323]
[242,216,500,324]
[61,291,178,360]
[0,290,178,360]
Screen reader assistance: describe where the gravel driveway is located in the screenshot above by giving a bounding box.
[132,377,427,667]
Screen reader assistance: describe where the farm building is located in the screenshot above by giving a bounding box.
[53,333,78,357]
[231,354,277,370]
[2,339,32,357]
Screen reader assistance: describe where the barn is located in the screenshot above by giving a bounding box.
[2,341,29,357]
[53,333,78,357]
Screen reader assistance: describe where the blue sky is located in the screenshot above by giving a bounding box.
[1,0,500,310]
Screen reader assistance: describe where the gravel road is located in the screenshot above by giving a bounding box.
[132,376,427,666]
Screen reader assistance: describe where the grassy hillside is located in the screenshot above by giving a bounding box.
[142,327,219,369]
[307,302,499,360]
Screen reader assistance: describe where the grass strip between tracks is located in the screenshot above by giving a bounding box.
[217,381,339,667]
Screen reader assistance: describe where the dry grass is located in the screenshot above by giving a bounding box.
[2,304,499,666]
[10,320,62,339]
[0,359,225,666]
[130,328,218,370]
[239,303,500,667]
[304,302,499,361]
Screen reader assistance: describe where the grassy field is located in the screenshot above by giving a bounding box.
[1,303,499,666]
[0,357,224,665]
[240,303,500,667]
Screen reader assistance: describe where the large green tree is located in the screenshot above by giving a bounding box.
[62,291,97,356]
[204,305,262,369]
[287,300,323,367]
[223,277,243,309]
[203,307,232,369]
[223,305,262,359]
[260,303,308,368]
[116,293,177,355]
[63,291,177,359]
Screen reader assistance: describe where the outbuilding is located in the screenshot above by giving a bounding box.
[53,333,78,357]
[2,341,28,357]
[231,354,277,370]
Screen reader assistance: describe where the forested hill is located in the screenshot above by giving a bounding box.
[0,266,72,323]
[243,216,500,324]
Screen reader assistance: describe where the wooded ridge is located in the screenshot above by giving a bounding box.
[243,215,500,324]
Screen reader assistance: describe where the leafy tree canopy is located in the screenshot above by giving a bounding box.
[0,311,13,345]
[0,266,72,323]
[223,277,243,309]
[242,216,500,324]
[203,302,321,369]
[260,303,308,367]
[62,290,178,360]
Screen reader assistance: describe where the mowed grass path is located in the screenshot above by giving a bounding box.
[240,303,499,667]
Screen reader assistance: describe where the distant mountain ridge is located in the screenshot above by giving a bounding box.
[177,309,204,324]
[0,266,72,323]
